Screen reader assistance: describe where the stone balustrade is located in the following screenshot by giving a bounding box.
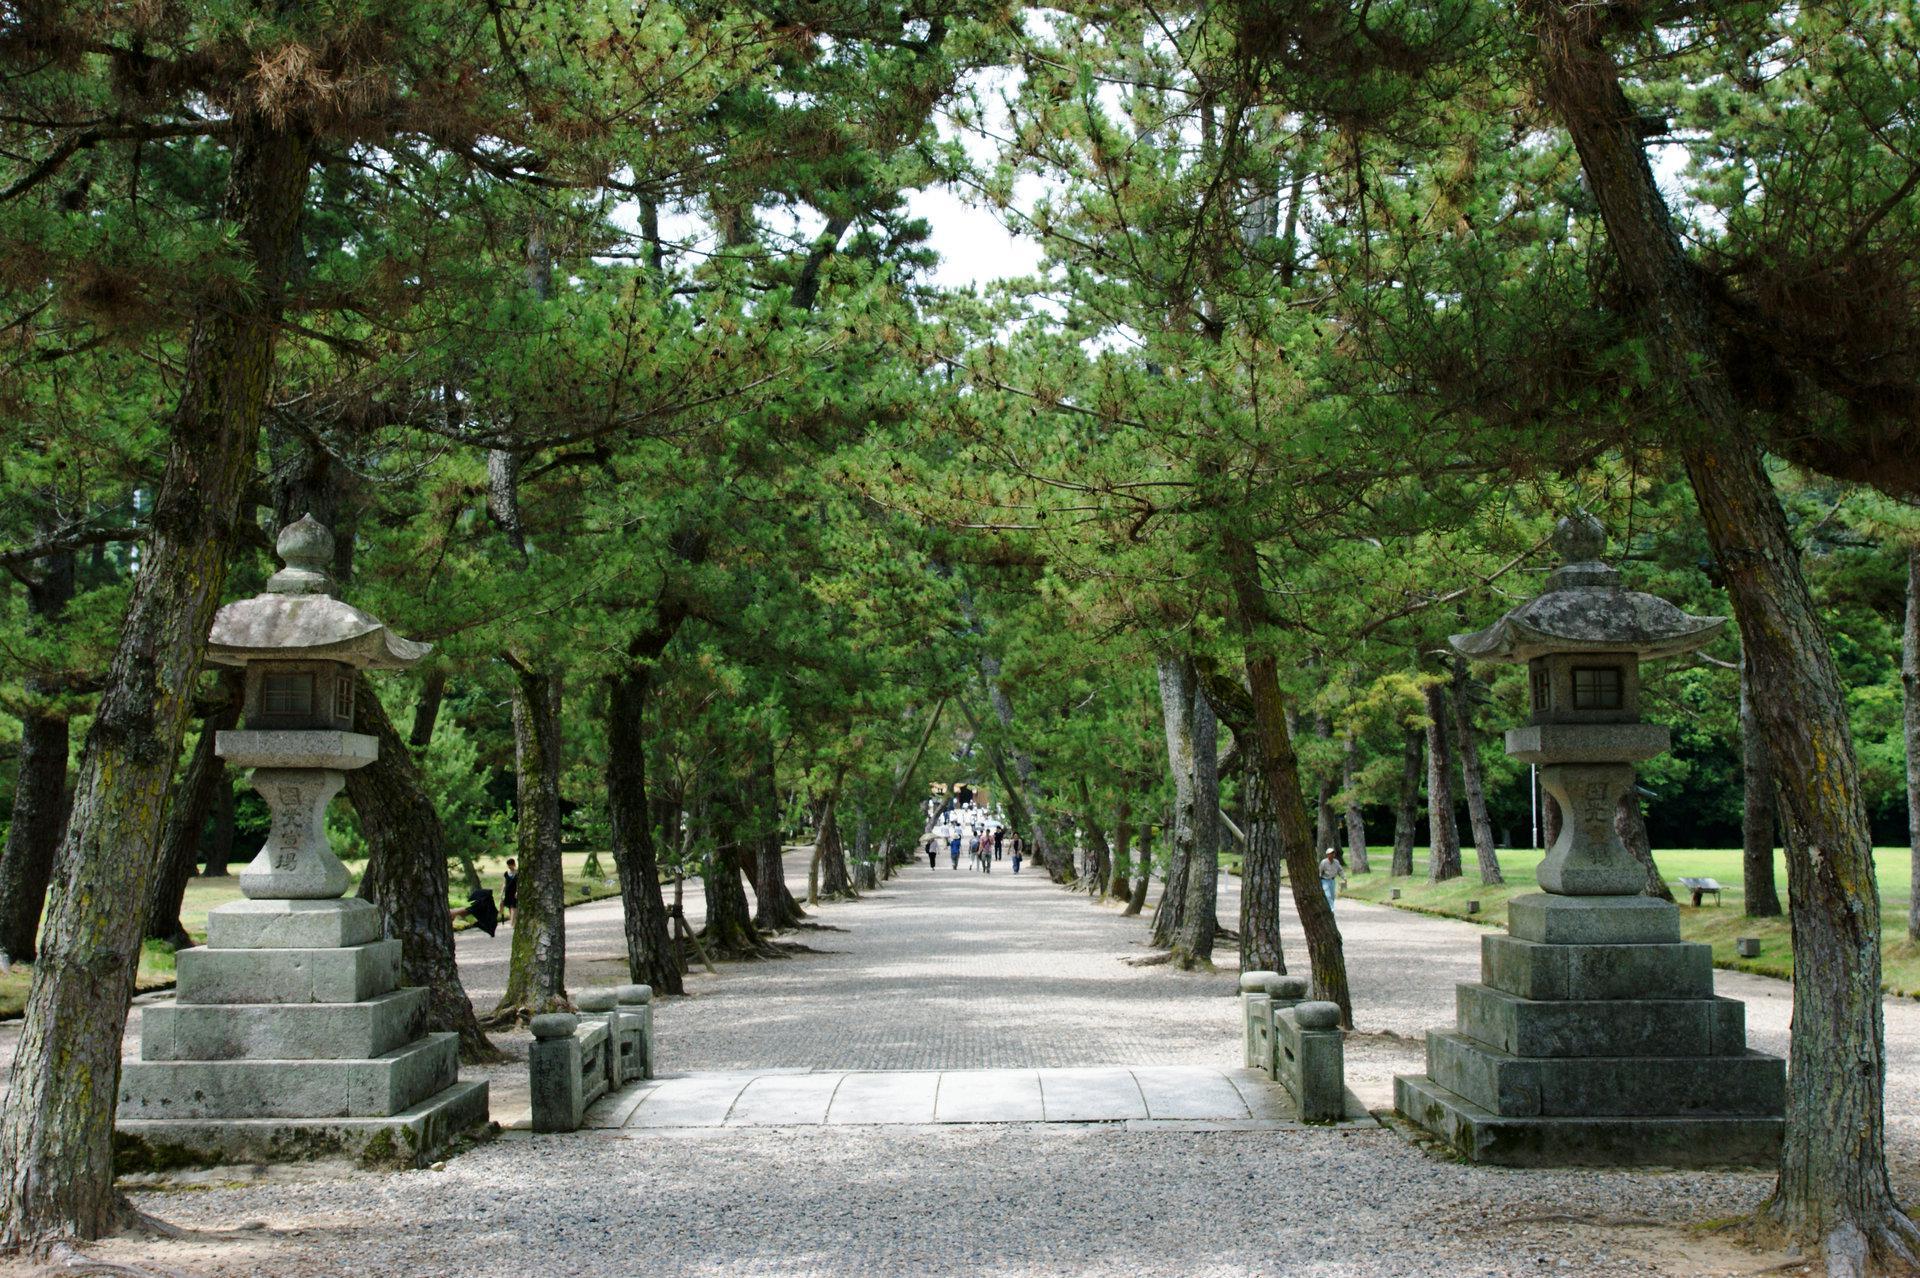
[1239,970,1306,1076]
[1273,1001,1346,1124]
[529,984,656,1134]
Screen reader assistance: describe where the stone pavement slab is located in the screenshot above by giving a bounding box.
[1037,1067,1148,1121]
[826,1070,941,1124]
[932,1069,1044,1123]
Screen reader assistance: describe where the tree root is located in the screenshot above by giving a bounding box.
[1124,951,1175,967]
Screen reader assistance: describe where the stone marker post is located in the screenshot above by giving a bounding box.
[1395,514,1784,1166]
[117,517,489,1168]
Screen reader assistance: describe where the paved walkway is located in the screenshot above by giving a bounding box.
[581,1065,1339,1129]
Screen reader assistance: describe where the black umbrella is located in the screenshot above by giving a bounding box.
[468,887,499,937]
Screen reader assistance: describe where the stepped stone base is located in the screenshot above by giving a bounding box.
[1397,894,1784,1167]
[1396,1073,1781,1168]
[118,1079,490,1171]
[141,988,427,1061]
[119,1033,458,1119]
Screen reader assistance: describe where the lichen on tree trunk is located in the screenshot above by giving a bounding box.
[606,666,682,994]
[493,665,567,1020]
[0,115,313,1250]
[1238,765,1287,974]
[1152,654,1197,949]
[1172,688,1220,969]
[346,679,497,1063]
[1524,0,1920,1260]
[1452,656,1502,885]
[145,673,243,949]
[1342,738,1370,875]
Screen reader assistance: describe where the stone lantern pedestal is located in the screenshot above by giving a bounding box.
[1394,515,1784,1166]
[116,518,487,1168]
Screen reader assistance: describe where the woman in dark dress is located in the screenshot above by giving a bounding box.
[502,857,518,926]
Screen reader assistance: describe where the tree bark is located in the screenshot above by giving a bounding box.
[700,781,773,960]
[745,744,804,930]
[1173,688,1220,967]
[1615,785,1674,902]
[1221,533,1351,1023]
[1527,3,1918,1260]
[408,669,448,752]
[1110,795,1133,899]
[0,552,75,964]
[1736,656,1780,917]
[1077,777,1113,899]
[813,791,854,901]
[1312,715,1338,859]
[1452,656,1503,885]
[1391,727,1421,877]
[1424,679,1462,882]
[1240,764,1287,974]
[1905,551,1920,940]
[1152,654,1197,948]
[494,666,567,1019]
[144,673,243,948]
[0,116,312,1248]
[1342,738,1370,875]
[606,667,681,994]
[1125,819,1152,916]
[345,679,496,1062]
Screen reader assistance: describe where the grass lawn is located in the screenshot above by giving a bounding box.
[0,850,627,1020]
[1339,846,1920,996]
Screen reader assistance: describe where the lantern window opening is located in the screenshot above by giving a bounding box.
[1529,665,1551,713]
[333,674,354,722]
[262,672,316,717]
[1571,666,1624,711]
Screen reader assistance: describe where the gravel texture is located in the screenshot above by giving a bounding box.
[7,854,1918,1275]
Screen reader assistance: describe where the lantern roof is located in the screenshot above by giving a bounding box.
[1449,513,1724,664]
[206,516,430,670]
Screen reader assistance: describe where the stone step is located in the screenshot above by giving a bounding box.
[206,897,383,950]
[1426,1030,1785,1118]
[175,939,400,1005]
[118,1078,490,1171]
[140,988,428,1062]
[118,1032,457,1120]
[1394,1072,1781,1168]
[1455,982,1748,1058]
[1481,935,1714,1002]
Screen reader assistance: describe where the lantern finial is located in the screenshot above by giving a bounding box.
[267,514,335,596]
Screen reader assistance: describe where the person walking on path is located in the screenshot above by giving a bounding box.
[1319,847,1347,912]
[978,832,993,873]
[927,836,939,871]
[949,833,962,870]
[502,857,519,926]
[1010,834,1023,875]
[993,828,1004,861]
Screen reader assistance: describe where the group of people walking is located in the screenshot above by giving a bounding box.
[925,820,1024,874]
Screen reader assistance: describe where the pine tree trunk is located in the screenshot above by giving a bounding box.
[977,652,1071,881]
[1342,738,1370,875]
[1173,689,1220,967]
[1614,785,1674,901]
[494,666,567,1019]
[1905,549,1920,941]
[1110,795,1133,899]
[1529,4,1917,1259]
[1222,533,1351,1023]
[0,116,312,1249]
[852,808,878,891]
[606,667,681,994]
[1391,728,1421,877]
[1077,778,1113,898]
[1239,764,1287,974]
[1125,820,1152,916]
[1425,680,1462,882]
[814,793,854,900]
[1453,657,1503,884]
[145,674,243,948]
[345,679,496,1062]
[0,552,75,964]
[745,746,804,929]
[202,774,235,878]
[408,669,448,751]
[1311,714,1337,857]
[700,786,770,959]
[1152,655,1197,948]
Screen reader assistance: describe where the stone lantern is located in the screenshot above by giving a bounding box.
[117,517,488,1168]
[1395,513,1784,1166]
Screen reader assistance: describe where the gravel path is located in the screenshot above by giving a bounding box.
[13,856,1920,1276]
